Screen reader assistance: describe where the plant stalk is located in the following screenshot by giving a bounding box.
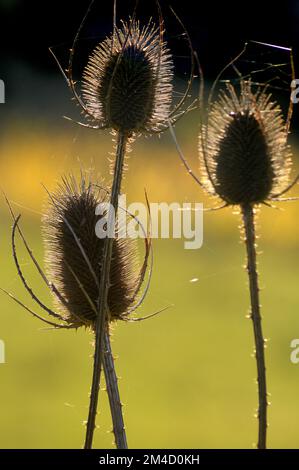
[241,203,267,449]
[103,329,128,448]
[84,132,128,449]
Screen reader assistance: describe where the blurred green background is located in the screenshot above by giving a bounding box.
[0,110,298,449]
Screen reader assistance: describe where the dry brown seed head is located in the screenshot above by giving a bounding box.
[42,175,140,327]
[82,20,174,135]
[200,81,292,205]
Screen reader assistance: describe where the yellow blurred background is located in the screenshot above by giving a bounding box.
[0,110,298,449]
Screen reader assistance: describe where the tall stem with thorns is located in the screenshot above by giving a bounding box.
[84,133,128,449]
[103,329,127,448]
[242,204,267,449]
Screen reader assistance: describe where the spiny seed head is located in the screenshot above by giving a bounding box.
[42,175,140,327]
[82,19,173,135]
[200,81,292,205]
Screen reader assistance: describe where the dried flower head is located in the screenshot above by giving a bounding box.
[199,81,292,205]
[42,175,142,327]
[52,7,196,138]
[82,20,173,135]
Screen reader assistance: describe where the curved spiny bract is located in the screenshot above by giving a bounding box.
[200,81,292,205]
[82,20,173,135]
[42,175,140,327]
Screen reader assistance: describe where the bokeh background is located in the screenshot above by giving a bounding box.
[0,0,299,449]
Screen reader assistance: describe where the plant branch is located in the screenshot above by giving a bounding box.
[103,329,128,448]
[84,132,128,449]
[241,204,268,449]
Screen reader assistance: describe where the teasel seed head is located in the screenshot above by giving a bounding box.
[82,19,173,135]
[200,81,292,205]
[42,175,140,327]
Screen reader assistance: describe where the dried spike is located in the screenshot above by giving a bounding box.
[200,81,292,205]
[42,174,143,326]
[82,20,173,135]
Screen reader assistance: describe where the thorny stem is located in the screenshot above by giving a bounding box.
[103,329,128,449]
[241,204,267,449]
[84,132,128,449]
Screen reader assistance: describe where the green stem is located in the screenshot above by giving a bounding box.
[103,329,128,448]
[84,132,128,449]
[241,204,267,449]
